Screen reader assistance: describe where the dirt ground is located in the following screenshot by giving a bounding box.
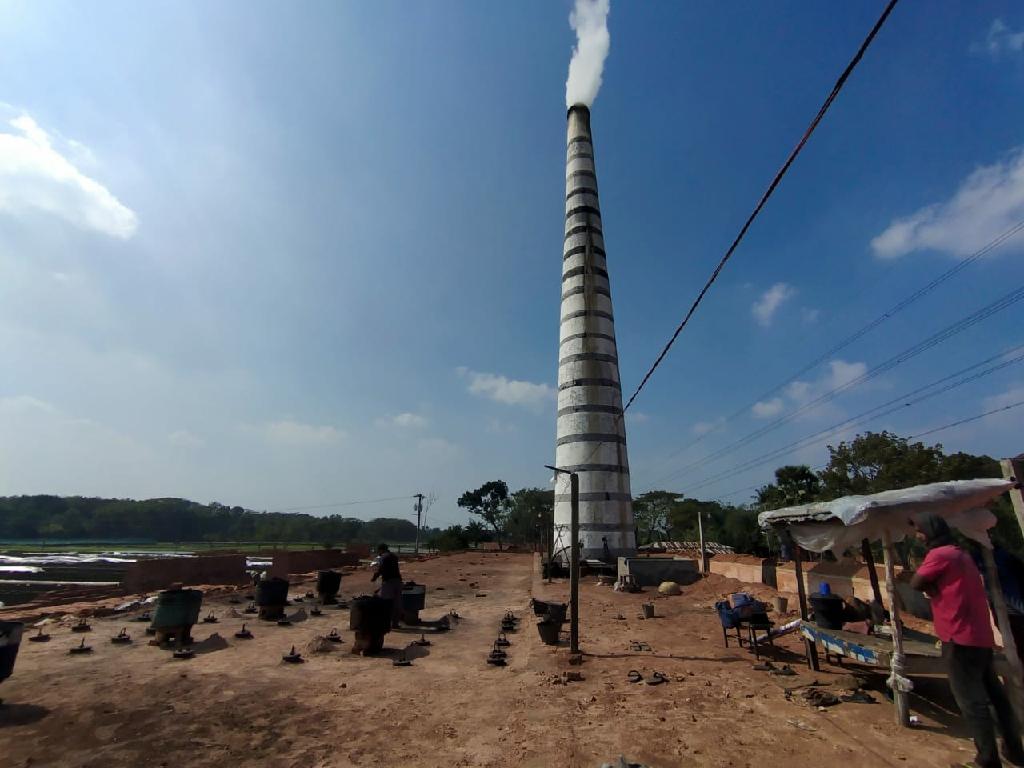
[0,552,983,767]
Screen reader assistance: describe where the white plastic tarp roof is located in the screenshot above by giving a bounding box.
[757,478,1014,554]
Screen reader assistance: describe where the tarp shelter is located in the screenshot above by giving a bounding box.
[758,478,1021,727]
[758,478,1014,554]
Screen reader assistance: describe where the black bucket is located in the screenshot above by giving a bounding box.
[256,577,290,607]
[401,582,426,612]
[810,594,846,630]
[537,620,561,646]
[317,570,342,602]
[349,595,392,636]
[0,621,24,683]
[546,603,568,625]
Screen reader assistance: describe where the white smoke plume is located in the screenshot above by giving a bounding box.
[565,0,611,108]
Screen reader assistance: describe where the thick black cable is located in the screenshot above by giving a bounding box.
[620,0,900,415]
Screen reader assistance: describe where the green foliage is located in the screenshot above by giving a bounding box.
[504,488,554,548]
[756,465,821,511]
[464,520,490,545]
[429,525,469,552]
[633,491,677,544]
[0,495,418,545]
[457,480,510,548]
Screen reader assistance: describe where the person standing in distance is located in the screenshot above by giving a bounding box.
[371,543,403,629]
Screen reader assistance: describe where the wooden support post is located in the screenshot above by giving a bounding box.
[861,538,884,607]
[789,533,820,672]
[980,543,1024,727]
[881,529,910,726]
[1002,456,1024,539]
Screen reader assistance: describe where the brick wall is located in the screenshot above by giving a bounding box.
[121,554,248,592]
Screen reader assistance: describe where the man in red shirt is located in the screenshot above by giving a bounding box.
[911,514,1024,768]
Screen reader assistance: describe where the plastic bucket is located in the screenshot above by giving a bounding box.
[0,621,24,683]
[537,620,561,645]
[255,577,289,607]
[316,570,342,600]
[773,596,789,614]
[152,589,203,629]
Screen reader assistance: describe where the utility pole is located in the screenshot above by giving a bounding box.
[697,507,707,575]
[414,493,424,555]
[1001,455,1024,538]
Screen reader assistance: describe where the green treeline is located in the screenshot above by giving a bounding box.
[0,496,420,545]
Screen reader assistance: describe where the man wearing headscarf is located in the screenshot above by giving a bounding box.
[911,514,1024,767]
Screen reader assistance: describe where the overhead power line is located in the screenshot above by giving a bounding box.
[271,495,415,514]
[910,400,1024,440]
[649,218,1024,474]
[708,399,1024,504]
[679,344,1024,494]
[620,0,900,415]
[644,282,1024,488]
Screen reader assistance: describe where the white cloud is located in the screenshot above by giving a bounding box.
[975,19,1024,57]
[168,429,204,448]
[871,148,1024,259]
[416,437,459,460]
[752,398,784,418]
[0,112,137,238]
[751,283,797,327]
[628,411,650,423]
[264,419,344,445]
[801,308,821,325]
[458,368,555,409]
[825,359,868,390]
[0,395,58,415]
[378,412,427,429]
[691,417,724,436]
[983,384,1024,415]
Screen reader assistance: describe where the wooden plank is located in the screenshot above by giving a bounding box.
[882,529,910,726]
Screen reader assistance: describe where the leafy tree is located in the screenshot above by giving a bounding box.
[633,491,679,544]
[818,431,946,499]
[464,520,490,545]
[756,465,822,511]
[429,525,469,552]
[457,480,510,549]
[505,488,554,549]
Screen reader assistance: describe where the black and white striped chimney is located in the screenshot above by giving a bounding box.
[554,104,635,562]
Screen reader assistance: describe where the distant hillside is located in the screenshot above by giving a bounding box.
[0,495,420,544]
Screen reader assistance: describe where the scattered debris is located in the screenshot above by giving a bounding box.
[628,640,651,652]
[28,627,50,643]
[413,634,431,647]
[234,624,254,640]
[243,603,257,615]
[71,619,91,633]
[495,632,510,648]
[202,613,218,624]
[801,688,840,707]
[69,638,92,655]
[326,628,343,643]
[627,670,642,683]
[392,651,412,667]
[282,646,304,664]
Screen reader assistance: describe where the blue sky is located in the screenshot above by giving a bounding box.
[1,1,1023,527]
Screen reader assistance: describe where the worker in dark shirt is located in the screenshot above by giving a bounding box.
[371,543,403,628]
